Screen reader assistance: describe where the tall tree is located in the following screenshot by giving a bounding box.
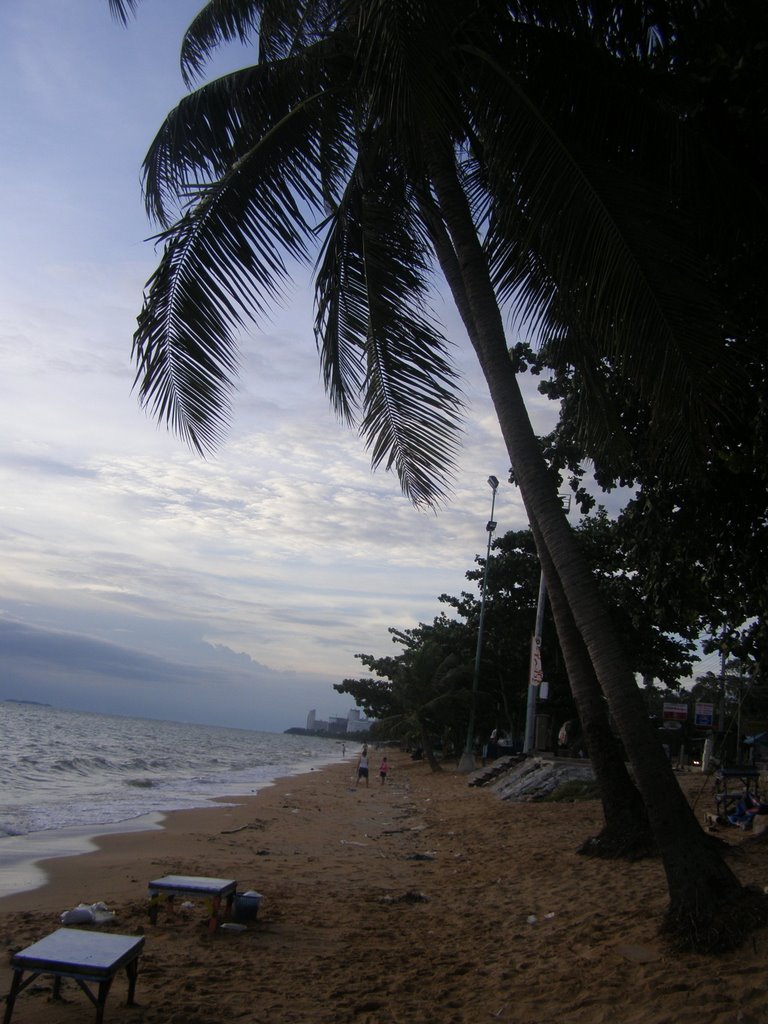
[109,0,766,948]
[337,636,469,771]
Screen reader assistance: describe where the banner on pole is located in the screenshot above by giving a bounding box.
[529,635,543,685]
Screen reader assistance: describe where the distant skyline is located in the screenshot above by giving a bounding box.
[0,3,720,733]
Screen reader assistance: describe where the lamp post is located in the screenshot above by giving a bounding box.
[523,572,547,754]
[458,475,499,774]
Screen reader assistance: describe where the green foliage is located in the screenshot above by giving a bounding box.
[518,3,768,680]
[693,659,768,730]
[337,514,701,746]
[336,635,472,767]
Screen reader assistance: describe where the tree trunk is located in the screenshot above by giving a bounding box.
[427,153,766,949]
[531,520,655,859]
[419,716,443,772]
[423,174,654,858]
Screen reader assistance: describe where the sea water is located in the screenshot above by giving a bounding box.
[0,702,347,898]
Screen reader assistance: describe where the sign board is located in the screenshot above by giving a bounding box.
[662,702,688,722]
[694,702,715,728]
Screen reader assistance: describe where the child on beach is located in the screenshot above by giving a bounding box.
[379,756,389,784]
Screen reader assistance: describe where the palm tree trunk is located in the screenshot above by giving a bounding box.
[530,520,655,859]
[425,172,655,859]
[426,151,765,949]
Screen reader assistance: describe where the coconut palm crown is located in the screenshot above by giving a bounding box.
[113,0,739,505]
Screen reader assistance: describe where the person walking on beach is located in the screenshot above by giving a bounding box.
[379,756,390,785]
[356,745,369,787]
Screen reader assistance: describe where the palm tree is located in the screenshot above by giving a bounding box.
[108,0,766,948]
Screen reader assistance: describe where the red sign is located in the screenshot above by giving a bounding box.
[663,702,688,722]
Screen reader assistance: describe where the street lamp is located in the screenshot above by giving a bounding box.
[458,475,499,773]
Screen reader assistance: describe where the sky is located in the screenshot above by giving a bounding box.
[0,2,720,734]
[0,0,552,733]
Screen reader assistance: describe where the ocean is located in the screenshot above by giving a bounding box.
[0,701,350,899]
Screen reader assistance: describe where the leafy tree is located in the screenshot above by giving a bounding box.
[108,0,767,948]
[693,658,768,760]
[336,635,470,771]
[440,529,565,742]
[532,1,768,680]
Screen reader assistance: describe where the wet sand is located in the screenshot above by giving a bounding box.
[0,753,766,1024]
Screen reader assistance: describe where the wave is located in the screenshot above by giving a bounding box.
[0,703,344,839]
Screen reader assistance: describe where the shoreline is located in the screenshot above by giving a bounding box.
[0,750,351,904]
[1,754,766,1023]
[0,812,165,901]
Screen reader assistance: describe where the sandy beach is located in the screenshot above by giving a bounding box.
[1,752,766,1024]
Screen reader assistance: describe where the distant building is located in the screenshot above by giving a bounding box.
[346,708,370,733]
[302,707,371,735]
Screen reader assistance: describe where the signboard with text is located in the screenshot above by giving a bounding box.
[663,702,688,722]
[694,702,715,728]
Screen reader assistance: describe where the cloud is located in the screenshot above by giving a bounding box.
[0,615,344,732]
[0,2,582,733]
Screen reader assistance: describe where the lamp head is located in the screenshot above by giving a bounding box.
[487,475,499,490]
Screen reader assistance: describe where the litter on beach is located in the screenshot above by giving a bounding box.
[60,901,115,926]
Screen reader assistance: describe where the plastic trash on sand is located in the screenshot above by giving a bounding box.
[61,901,116,926]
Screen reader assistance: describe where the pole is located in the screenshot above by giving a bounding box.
[523,571,547,753]
[522,493,569,755]
[458,477,499,773]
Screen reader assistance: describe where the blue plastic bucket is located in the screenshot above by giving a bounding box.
[232,891,262,922]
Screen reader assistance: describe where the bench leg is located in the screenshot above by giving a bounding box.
[95,978,114,1024]
[125,957,141,1006]
[149,893,174,925]
[3,969,23,1024]
[209,895,221,933]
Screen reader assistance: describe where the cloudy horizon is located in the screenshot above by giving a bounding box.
[2,1,565,732]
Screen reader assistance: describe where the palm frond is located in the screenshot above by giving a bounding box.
[143,44,342,227]
[107,0,140,24]
[133,91,334,451]
[180,0,340,83]
[315,153,464,507]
